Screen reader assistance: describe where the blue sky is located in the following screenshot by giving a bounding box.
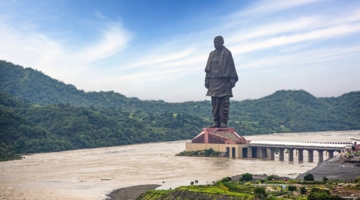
[0,0,359,102]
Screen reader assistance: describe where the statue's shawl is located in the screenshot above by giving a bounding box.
[205,47,238,81]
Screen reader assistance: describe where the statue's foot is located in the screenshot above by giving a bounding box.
[220,123,227,128]
[209,123,220,128]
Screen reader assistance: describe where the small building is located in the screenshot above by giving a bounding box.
[186,127,251,158]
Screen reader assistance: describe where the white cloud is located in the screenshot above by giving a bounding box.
[94,10,106,19]
[76,23,130,63]
[120,47,197,71]
[232,0,323,18]
[240,46,360,70]
[230,22,360,55]
[0,17,131,82]
[0,21,63,68]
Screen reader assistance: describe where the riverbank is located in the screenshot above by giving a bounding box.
[127,172,360,200]
[2,131,358,200]
[106,184,161,200]
[296,156,360,181]
[106,156,360,199]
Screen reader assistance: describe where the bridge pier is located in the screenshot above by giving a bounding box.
[298,149,303,161]
[288,149,294,161]
[279,148,285,161]
[249,147,256,158]
[308,149,314,162]
[260,147,267,158]
[318,150,324,162]
[248,141,350,163]
[269,148,275,160]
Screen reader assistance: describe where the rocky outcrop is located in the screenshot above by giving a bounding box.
[296,156,360,181]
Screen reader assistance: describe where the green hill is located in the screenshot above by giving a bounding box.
[0,91,207,161]
[1,60,359,161]
[0,60,143,108]
[229,90,360,134]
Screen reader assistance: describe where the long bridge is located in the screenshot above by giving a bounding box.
[186,128,353,162]
[249,140,352,162]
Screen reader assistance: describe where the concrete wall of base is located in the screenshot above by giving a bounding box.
[185,143,249,158]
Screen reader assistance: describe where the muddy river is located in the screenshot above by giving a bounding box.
[1,130,359,199]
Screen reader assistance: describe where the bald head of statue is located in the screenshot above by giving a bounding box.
[214,36,224,51]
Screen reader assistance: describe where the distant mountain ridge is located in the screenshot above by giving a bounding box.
[1,60,359,131]
[1,60,359,161]
[0,60,141,107]
[1,60,358,114]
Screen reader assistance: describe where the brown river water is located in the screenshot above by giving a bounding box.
[1,130,359,200]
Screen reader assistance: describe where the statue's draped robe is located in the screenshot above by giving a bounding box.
[205,47,238,126]
[205,47,238,97]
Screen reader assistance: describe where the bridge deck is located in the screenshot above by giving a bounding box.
[249,140,351,149]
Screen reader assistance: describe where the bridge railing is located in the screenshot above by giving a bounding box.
[249,140,352,148]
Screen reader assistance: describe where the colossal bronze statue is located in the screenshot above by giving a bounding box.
[205,36,238,128]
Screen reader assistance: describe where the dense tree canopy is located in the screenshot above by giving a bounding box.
[0,92,207,160]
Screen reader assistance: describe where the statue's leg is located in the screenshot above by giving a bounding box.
[210,97,220,128]
[220,96,230,128]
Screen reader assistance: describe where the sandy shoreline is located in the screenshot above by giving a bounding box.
[106,184,161,200]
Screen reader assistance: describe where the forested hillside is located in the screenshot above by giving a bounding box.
[1,60,359,161]
[0,92,207,161]
[229,90,360,134]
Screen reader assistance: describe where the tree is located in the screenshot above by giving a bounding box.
[307,188,329,200]
[323,177,328,183]
[307,188,343,200]
[304,173,314,181]
[239,173,253,181]
[266,174,277,181]
[204,148,215,156]
[300,186,307,195]
[355,176,360,183]
[221,177,231,183]
[254,187,267,200]
[288,185,297,193]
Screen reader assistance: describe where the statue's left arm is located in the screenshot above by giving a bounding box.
[224,48,238,87]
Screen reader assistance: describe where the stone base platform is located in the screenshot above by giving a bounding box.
[186,127,250,158]
[191,127,247,144]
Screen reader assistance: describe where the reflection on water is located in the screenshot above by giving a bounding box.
[0,130,359,200]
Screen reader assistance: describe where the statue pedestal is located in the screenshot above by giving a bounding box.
[191,127,247,144]
[186,127,249,158]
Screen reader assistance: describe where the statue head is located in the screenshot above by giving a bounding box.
[214,36,224,50]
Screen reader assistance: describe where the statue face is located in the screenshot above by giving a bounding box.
[214,38,224,50]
